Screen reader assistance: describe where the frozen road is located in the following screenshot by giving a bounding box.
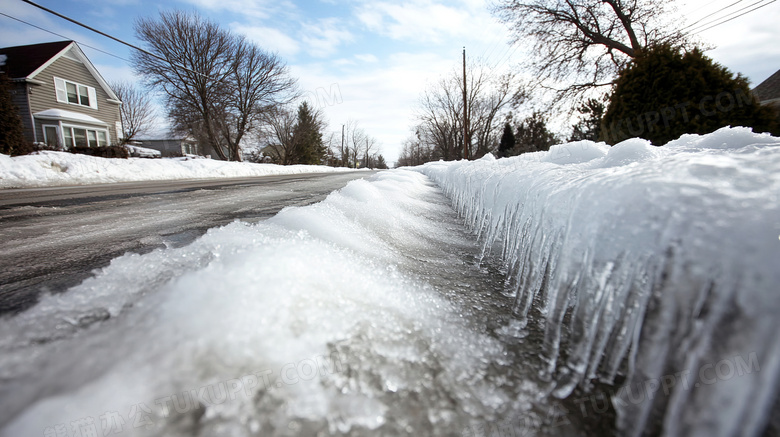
[0,171,374,314]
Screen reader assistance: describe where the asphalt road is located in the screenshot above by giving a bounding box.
[0,171,374,315]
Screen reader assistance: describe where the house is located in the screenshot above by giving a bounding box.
[136,137,202,158]
[0,41,122,149]
[752,68,780,110]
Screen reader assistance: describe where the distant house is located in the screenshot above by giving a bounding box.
[136,137,202,158]
[0,41,123,149]
[752,69,780,111]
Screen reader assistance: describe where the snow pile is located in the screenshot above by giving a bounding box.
[0,171,513,437]
[418,126,780,436]
[0,151,360,188]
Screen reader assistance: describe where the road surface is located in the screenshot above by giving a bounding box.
[0,171,374,315]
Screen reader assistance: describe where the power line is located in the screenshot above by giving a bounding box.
[681,0,745,30]
[20,0,212,79]
[21,0,157,61]
[680,0,724,18]
[492,42,522,72]
[0,12,130,63]
[477,19,513,67]
[686,0,764,32]
[489,42,513,69]
[687,0,774,33]
[691,0,776,33]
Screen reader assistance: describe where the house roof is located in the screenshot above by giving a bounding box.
[752,68,780,103]
[0,40,120,103]
[33,109,108,126]
[0,41,73,79]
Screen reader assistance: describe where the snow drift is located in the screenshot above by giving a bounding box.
[417,126,780,436]
[0,171,520,437]
[0,151,360,188]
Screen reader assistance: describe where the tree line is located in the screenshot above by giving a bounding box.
[115,10,386,167]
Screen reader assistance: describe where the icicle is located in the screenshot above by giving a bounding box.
[416,131,780,436]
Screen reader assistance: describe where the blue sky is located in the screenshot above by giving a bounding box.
[1,0,778,164]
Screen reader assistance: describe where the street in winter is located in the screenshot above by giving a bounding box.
[1,0,779,436]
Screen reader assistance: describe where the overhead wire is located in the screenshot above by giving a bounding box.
[690,0,776,33]
[480,20,518,71]
[681,0,746,30]
[19,0,213,79]
[492,42,522,72]
[0,11,131,63]
[680,0,726,17]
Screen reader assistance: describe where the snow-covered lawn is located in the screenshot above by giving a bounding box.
[0,151,361,188]
[417,126,780,436]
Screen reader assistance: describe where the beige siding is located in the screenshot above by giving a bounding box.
[29,56,121,144]
[9,82,34,142]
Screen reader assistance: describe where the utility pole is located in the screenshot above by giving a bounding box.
[462,47,469,160]
[341,124,345,167]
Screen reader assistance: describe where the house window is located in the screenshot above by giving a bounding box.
[74,129,88,147]
[87,130,98,148]
[43,125,60,148]
[55,78,98,109]
[63,127,72,147]
[61,125,109,148]
[66,82,78,104]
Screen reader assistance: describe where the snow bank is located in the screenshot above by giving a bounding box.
[417,126,780,436]
[0,151,360,188]
[0,170,510,436]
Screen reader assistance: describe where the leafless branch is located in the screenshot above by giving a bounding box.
[110,81,156,143]
[132,10,297,161]
[494,0,691,105]
[414,62,524,161]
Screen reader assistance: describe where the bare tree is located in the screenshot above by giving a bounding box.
[322,131,339,166]
[417,64,523,160]
[261,107,298,164]
[110,81,155,143]
[348,122,366,168]
[397,133,435,167]
[334,120,376,168]
[361,135,381,168]
[133,10,296,161]
[494,0,690,103]
[418,77,461,161]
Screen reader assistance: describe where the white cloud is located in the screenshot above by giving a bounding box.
[333,58,356,66]
[179,0,298,20]
[355,53,378,63]
[300,18,354,58]
[231,23,301,58]
[354,0,501,44]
